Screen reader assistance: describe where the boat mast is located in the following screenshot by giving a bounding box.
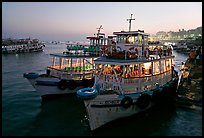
[96,25,103,46]
[96,25,103,38]
[127,14,135,32]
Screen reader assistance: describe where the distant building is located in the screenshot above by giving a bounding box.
[154,27,202,41]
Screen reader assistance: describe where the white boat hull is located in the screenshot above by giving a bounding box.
[26,76,86,98]
[84,94,153,131]
[83,78,178,131]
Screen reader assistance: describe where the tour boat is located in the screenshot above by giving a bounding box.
[2,38,45,54]
[24,53,97,98]
[77,15,179,131]
[24,27,115,98]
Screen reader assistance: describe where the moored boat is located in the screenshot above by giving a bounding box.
[24,53,97,98]
[77,14,179,131]
[23,27,114,98]
[2,38,45,54]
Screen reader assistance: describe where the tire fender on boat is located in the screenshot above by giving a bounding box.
[136,94,151,109]
[57,79,68,90]
[163,82,176,102]
[151,88,164,104]
[82,78,94,87]
[121,96,133,108]
[67,80,77,90]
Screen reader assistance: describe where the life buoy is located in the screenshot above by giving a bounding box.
[128,47,138,59]
[99,47,103,56]
[121,96,133,108]
[105,46,109,56]
[128,52,134,58]
[58,79,68,90]
[100,46,105,56]
[77,87,98,99]
[136,94,151,109]
[167,48,172,56]
[129,47,134,51]
[101,45,108,57]
[144,48,150,59]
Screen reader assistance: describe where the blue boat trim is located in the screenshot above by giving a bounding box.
[23,72,39,79]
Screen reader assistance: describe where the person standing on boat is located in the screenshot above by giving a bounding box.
[181,62,185,72]
[172,64,178,78]
[195,47,201,66]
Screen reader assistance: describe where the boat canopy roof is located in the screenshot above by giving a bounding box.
[86,36,100,40]
[94,56,174,65]
[113,31,149,36]
[50,53,98,58]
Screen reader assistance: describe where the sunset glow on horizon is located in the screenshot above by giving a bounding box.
[2,2,202,42]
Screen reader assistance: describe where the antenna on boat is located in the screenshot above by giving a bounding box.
[127,14,135,32]
[96,25,103,37]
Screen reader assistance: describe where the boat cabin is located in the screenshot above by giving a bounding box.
[93,30,175,94]
[65,26,115,56]
[47,53,96,80]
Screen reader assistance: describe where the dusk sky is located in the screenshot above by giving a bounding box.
[2,2,202,42]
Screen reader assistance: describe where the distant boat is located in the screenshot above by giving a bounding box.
[23,26,115,98]
[77,15,179,131]
[2,38,45,54]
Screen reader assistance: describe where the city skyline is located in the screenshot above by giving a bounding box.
[2,2,202,42]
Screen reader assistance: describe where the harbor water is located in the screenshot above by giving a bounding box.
[2,44,202,136]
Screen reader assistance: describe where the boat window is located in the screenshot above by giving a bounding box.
[114,65,123,75]
[144,36,149,45]
[117,35,127,43]
[143,62,152,76]
[138,35,143,45]
[153,61,160,75]
[95,64,102,75]
[102,64,113,75]
[123,65,131,78]
[160,60,166,73]
[140,64,145,77]
[130,64,140,77]
[165,59,171,71]
[126,35,135,44]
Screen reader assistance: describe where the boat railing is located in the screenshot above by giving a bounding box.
[48,63,94,71]
[97,80,121,93]
[95,72,172,94]
[122,77,140,84]
[95,70,172,85]
[48,67,94,80]
[121,70,172,89]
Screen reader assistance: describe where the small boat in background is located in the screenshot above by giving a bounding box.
[2,37,45,54]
